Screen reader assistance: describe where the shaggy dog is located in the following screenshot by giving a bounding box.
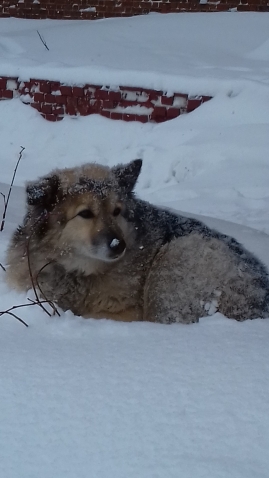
[6,159,269,323]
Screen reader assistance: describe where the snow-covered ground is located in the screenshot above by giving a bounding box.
[1,13,269,478]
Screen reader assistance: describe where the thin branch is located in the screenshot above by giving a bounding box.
[0,263,6,272]
[1,311,29,327]
[37,30,49,51]
[36,262,61,316]
[0,298,62,328]
[0,146,25,232]
[26,226,53,318]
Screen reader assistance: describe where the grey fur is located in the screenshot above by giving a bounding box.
[6,159,269,323]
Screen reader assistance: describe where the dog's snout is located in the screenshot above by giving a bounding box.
[108,237,126,256]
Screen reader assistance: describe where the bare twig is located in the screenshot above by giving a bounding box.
[0,146,25,232]
[24,212,60,317]
[37,30,49,51]
[0,299,62,328]
[0,263,6,272]
[26,223,54,318]
[1,311,29,327]
[36,262,61,316]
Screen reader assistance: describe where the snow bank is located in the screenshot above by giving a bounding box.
[1,13,269,95]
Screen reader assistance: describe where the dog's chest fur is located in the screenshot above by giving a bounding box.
[43,245,157,321]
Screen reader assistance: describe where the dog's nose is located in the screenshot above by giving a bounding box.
[109,237,126,256]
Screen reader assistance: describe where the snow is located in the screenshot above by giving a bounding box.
[1,13,269,478]
[1,13,269,94]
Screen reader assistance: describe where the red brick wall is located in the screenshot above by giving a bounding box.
[0,0,268,19]
[0,76,211,123]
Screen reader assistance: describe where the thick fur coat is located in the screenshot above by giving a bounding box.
[6,159,269,323]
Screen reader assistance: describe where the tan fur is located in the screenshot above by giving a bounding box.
[6,159,269,323]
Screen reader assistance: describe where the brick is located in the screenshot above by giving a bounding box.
[257,5,269,10]
[50,81,61,92]
[237,4,252,10]
[78,103,90,116]
[33,92,45,102]
[73,86,84,97]
[161,95,174,106]
[108,91,121,102]
[201,95,212,103]
[102,100,114,109]
[143,88,163,96]
[30,103,41,111]
[55,95,67,105]
[19,81,31,92]
[1,90,13,99]
[0,78,7,89]
[148,91,160,102]
[152,116,166,123]
[39,81,51,93]
[89,100,103,113]
[119,86,141,92]
[100,110,111,119]
[151,106,167,118]
[135,115,149,123]
[40,104,52,114]
[51,106,65,115]
[166,108,180,119]
[67,96,78,107]
[44,93,56,103]
[216,4,230,10]
[41,114,64,122]
[110,112,123,120]
[122,113,136,122]
[187,98,202,112]
[65,105,77,116]
[95,89,110,99]
[60,86,73,96]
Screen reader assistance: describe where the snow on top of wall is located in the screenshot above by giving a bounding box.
[1,13,269,96]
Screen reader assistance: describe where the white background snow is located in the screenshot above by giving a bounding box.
[1,13,269,478]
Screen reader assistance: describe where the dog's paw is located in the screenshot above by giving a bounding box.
[164,313,199,325]
[201,289,221,316]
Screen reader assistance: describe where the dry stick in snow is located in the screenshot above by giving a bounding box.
[0,148,24,271]
[0,146,25,232]
[36,261,61,317]
[25,215,60,317]
[0,299,61,328]
[37,30,49,51]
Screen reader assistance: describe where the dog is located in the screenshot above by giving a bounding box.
[6,159,269,323]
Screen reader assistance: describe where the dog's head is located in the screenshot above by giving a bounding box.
[26,159,142,270]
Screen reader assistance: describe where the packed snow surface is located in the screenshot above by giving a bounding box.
[1,13,269,93]
[1,13,269,478]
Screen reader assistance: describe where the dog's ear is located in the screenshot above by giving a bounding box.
[112,159,142,193]
[26,174,60,211]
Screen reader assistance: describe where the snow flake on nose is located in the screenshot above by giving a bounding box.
[110,238,120,248]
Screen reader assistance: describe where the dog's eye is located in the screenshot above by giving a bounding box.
[77,209,94,219]
[113,207,121,217]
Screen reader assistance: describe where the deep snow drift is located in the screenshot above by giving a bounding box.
[1,13,269,478]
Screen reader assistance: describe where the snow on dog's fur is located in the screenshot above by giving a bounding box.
[6,159,269,323]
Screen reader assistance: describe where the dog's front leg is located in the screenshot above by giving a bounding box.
[143,241,202,324]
